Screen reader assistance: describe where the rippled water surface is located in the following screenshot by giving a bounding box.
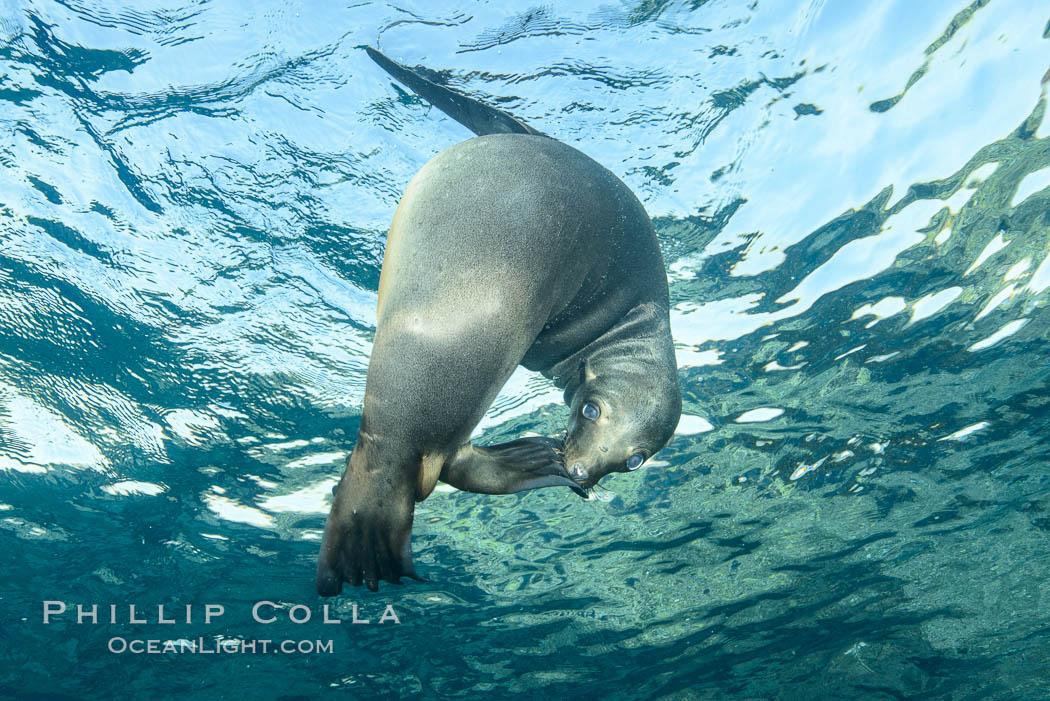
[3,1,1050,698]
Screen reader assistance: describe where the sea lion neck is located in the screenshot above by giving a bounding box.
[545,300,675,405]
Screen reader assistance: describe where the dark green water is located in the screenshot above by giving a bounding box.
[2,1,1049,699]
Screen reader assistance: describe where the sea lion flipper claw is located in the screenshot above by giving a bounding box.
[438,438,587,497]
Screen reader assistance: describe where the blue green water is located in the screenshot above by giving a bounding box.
[2,1,1050,698]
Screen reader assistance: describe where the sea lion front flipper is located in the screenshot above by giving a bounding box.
[316,463,423,596]
[439,438,587,498]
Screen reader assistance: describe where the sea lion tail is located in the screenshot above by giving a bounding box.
[366,46,544,137]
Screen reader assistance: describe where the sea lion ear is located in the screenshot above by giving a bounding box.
[580,360,598,384]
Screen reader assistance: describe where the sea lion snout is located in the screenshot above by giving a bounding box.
[566,461,598,497]
[570,462,586,481]
[570,457,606,485]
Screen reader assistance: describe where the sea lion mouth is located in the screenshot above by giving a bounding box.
[558,431,610,499]
[569,461,587,481]
[567,461,609,500]
[549,432,591,498]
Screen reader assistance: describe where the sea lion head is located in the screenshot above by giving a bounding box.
[561,351,681,492]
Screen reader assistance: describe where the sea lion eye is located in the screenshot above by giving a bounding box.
[627,453,644,471]
[581,402,600,420]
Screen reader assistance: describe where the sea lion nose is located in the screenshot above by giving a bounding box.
[570,462,586,480]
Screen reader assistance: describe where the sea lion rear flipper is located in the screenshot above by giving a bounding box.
[439,438,587,498]
[366,46,545,138]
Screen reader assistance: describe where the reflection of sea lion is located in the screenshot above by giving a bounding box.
[316,49,681,595]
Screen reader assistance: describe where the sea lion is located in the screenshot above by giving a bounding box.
[316,48,681,595]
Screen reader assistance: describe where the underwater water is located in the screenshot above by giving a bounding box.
[2,0,1050,698]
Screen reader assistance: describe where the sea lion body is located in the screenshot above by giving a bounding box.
[374,131,670,489]
[316,51,681,595]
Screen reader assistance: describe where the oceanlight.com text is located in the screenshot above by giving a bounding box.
[107,637,335,654]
